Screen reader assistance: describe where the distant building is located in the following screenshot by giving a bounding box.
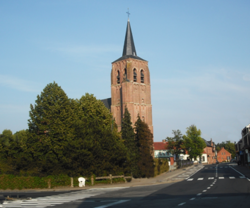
[235,124,250,165]
[217,147,231,162]
[153,141,174,165]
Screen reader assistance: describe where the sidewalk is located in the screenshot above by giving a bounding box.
[0,165,196,193]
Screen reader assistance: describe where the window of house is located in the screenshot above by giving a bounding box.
[117,71,120,84]
[141,70,144,83]
[133,69,137,82]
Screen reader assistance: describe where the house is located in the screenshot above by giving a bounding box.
[217,147,231,162]
[179,138,216,164]
[153,141,174,165]
[235,124,250,165]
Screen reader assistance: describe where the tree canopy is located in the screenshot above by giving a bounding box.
[183,125,206,160]
[165,129,185,159]
[134,115,154,178]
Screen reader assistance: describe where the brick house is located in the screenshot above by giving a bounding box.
[153,141,174,165]
[217,147,231,162]
[203,139,216,164]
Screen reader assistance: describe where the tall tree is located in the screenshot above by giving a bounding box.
[67,93,127,176]
[121,106,138,176]
[165,129,184,159]
[27,82,76,175]
[135,115,154,178]
[183,125,206,160]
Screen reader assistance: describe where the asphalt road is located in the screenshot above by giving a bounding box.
[2,163,250,208]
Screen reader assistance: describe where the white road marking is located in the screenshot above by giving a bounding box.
[95,200,130,208]
[229,177,235,179]
[207,187,211,189]
[240,176,245,178]
[219,177,224,179]
[198,178,204,180]
[203,190,207,192]
[190,198,195,200]
[210,185,213,186]
[229,166,245,178]
[187,178,193,181]
[208,177,214,180]
[197,193,202,196]
[178,202,186,206]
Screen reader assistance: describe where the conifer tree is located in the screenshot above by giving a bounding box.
[27,82,75,175]
[121,106,138,176]
[135,115,154,178]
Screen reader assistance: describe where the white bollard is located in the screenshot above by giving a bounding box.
[78,177,85,187]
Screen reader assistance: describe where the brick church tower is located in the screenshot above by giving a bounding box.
[111,19,153,134]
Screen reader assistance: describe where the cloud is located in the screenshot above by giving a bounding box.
[243,74,250,81]
[0,74,40,92]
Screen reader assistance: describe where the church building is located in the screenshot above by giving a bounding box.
[102,19,153,134]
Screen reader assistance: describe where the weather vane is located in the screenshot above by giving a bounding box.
[126,8,130,19]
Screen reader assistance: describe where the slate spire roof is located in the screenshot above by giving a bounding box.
[122,19,137,56]
[112,19,145,63]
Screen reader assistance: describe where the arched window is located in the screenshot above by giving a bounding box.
[124,68,127,80]
[133,69,137,82]
[140,70,144,83]
[117,71,120,84]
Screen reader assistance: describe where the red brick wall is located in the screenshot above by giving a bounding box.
[217,147,231,162]
[111,58,153,135]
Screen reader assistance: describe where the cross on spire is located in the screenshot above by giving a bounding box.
[126,8,130,20]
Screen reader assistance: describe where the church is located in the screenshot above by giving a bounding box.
[102,18,153,134]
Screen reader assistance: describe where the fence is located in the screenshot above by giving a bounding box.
[176,160,193,169]
[79,174,132,187]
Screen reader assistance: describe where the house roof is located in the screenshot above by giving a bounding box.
[217,147,231,155]
[112,20,145,63]
[153,142,168,150]
[101,98,111,110]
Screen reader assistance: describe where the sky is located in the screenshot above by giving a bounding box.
[0,0,250,144]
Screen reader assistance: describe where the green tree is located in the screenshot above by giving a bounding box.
[121,106,138,176]
[27,82,76,175]
[67,93,127,177]
[165,129,185,159]
[183,125,206,160]
[134,115,154,178]
[0,129,13,146]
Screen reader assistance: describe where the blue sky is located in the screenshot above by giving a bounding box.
[1,0,250,144]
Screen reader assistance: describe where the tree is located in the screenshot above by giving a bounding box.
[183,125,206,160]
[165,129,185,159]
[121,106,138,176]
[134,115,154,178]
[67,93,128,176]
[27,82,76,175]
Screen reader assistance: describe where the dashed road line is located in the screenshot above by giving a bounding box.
[219,177,224,179]
[202,190,207,192]
[190,198,195,200]
[197,193,202,196]
[187,178,193,181]
[229,177,235,179]
[198,178,204,180]
[178,202,186,206]
[208,177,214,180]
[95,200,130,208]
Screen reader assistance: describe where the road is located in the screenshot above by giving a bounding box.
[1,163,250,208]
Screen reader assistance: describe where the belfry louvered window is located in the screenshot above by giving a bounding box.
[141,70,144,83]
[133,69,137,82]
[117,71,120,84]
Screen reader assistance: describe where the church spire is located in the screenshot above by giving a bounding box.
[122,20,137,57]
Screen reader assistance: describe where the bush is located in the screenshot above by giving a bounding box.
[154,158,169,176]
